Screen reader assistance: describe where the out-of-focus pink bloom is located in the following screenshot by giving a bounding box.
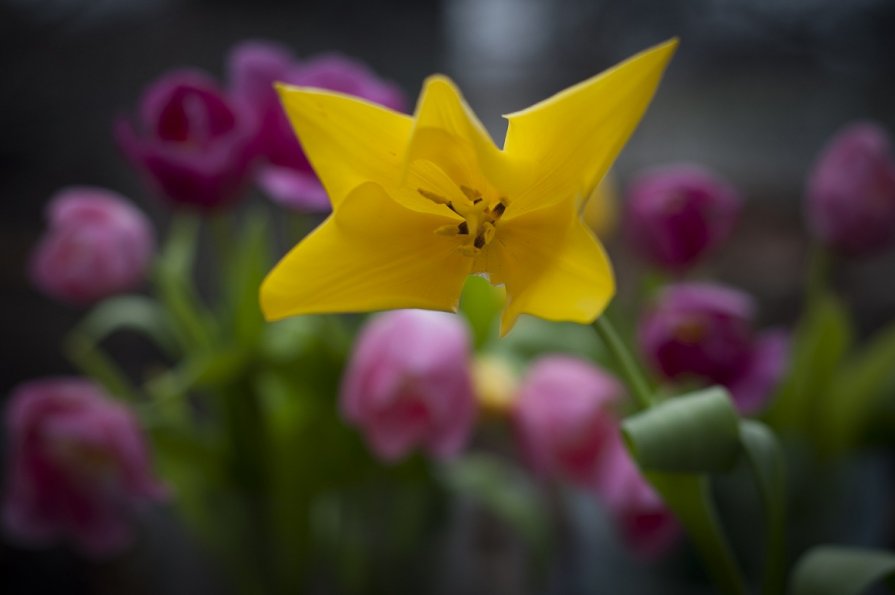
[116,70,257,211]
[512,356,623,489]
[29,188,154,305]
[228,41,407,212]
[3,379,166,557]
[624,164,741,272]
[596,432,680,558]
[806,122,895,257]
[638,282,789,414]
[341,310,476,462]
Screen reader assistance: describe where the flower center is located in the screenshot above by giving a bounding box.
[417,185,509,256]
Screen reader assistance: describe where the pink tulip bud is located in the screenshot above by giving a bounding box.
[341,310,476,462]
[29,187,154,305]
[3,379,166,557]
[512,356,623,489]
[116,69,257,211]
[228,41,407,212]
[624,164,741,272]
[638,282,789,414]
[596,433,679,558]
[806,122,895,257]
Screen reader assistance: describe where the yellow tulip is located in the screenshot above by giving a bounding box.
[261,40,677,335]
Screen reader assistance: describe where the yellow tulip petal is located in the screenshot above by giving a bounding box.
[502,38,678,217]
[260,182,472,320]
[276,84,413,207]
[482,198,615,335]
[406,76,514,194]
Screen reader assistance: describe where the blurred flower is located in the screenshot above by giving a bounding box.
[512,356,623,489]
[582,175,619,238]
[624,164,741,272]
[228,41,406,212]
[341,310,476,461]
[806,122,895,257]
[116,70,257,211]
[3,379,166,557]
[596,432,679,558]
[261,40,678,335]
[29,187,154,305]
[638,282,789,414]
[472,355,519,416]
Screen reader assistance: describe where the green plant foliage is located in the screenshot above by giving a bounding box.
[790,546,895,595]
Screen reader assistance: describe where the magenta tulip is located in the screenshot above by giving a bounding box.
[116,70,257,211]
[3,379,166,556]
[624,164,741,272]
[806,122,895,257]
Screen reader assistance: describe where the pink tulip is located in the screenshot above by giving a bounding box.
[3,379,166,557]
[596,432,680,558]
[624,164,741,272]
[29,187,154,305]
[116,69,257,211]
[341,310,476,461]
[806,122,895,257]
[228,41,406,212]
[512,356,623,489]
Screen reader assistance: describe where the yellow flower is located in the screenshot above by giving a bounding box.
[261,39,677,335]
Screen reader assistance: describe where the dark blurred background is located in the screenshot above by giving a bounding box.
[1,0,894,593]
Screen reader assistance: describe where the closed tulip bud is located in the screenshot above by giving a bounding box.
[228,42,406,212]
[512,356,623,489]
[596,433,679,558]
[341,310,476,462]
[624,164,741,272]
[806,122,895,257]
[3,379,166,557]
[638,283,789,414]
[30,188,154,305]
[116,70,257,211]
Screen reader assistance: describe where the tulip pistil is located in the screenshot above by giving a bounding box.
[420,186,509,256]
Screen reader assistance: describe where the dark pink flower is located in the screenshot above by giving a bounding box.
[228,41,406,212]
[512,356,623,489]
[596,432,679,558]
[806,122,895,257]
[624,164,741,272]
[638,282,789,414]
[341,310,476,462]
[29,187,154,305]
[3,379,166,557]
[116,69,257,211]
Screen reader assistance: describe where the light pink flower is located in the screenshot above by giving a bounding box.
[512,356,623,489]
[29,187,154,305]
[3,379,166,557]
[341,310,476,461]
[596,432,680,558]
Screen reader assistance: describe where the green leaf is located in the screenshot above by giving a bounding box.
[72,295,177,354]
[622,387,741,473]
[153,215,217,352]
[766,292,852,436]
[441,454,548,548]
[458,275,504,349]
[623,388,746,595]
[740,420,787,595]
[821,320,895,454]
[791,546,895,595]
[220,209,270,346]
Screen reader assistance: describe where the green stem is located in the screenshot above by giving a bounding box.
[592,317,747,595]
[64,333,140,402]
[592,317,653,411]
